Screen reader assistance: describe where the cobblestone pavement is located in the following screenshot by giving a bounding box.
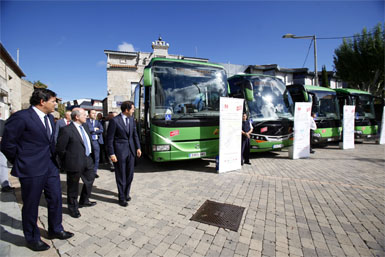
[1,142,384,257]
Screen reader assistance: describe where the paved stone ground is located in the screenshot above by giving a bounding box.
[1,142,384,257]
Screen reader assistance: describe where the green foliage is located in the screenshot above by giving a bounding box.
[57,102,66,118]
[33,80,48,89]
[321,65,330,88]
[333,23,384,97]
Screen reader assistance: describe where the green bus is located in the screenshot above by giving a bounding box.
[228,74,294,152]
[287,84,341,144]
[133,58,228,162]
[335,88,378,141]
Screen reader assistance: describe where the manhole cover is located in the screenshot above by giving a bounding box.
[190,200,245,231]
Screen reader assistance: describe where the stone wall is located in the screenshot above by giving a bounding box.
[21,79,34,109]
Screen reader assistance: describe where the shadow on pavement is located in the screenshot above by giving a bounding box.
[135,156,217,173]
[0,225,25,247]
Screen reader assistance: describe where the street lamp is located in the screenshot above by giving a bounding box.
[283,33,318,86]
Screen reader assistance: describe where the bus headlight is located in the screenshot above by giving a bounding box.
[313,133,321,137]
[355,130,363,134]
[153,145,171,152]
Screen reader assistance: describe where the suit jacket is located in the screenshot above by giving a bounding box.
[86,119,104,144]
[54,118,70,142]
[0,107,57,178]
[107,114,140,160]
[56,122,94,172]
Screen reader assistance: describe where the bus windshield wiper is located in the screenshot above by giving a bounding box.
[171,112,194,122]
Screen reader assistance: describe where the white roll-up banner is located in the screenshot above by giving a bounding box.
[342,105,355,149]
[379,106,385,144]
[218,97,244,173]
[290,102,312,159]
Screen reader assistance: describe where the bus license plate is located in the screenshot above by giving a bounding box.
[272,144,283,149]
[189,152,206,158]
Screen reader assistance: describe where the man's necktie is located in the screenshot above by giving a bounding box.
[80,126,91,156]
[125,117,130,132]
[44,115,51,139]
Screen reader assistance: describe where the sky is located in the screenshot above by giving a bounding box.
[1,0,383,101]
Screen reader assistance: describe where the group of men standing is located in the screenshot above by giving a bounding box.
[0,89,141,251]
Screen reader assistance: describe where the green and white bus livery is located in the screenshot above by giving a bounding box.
[133,58,228,162]
[228,74,294,152]
[287,84,341,144]
[335,88,378,141]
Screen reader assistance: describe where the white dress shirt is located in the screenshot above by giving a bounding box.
[73,122,92,154]
[121,113,130,126]
[32,106,52,135]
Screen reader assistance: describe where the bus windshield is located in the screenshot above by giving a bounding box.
[353,94,375,119]
[151,62,227,119]
[311,91,340,120]
[247,77,294,121]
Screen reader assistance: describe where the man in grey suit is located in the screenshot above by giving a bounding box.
[86,110,103,178]
[107,101,141,207]
[56,108,96,218]
[54,110,71,142]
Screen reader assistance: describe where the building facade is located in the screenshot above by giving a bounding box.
[105,37,184,113]
[244,64,344,89]
[0,43,25,119]
[21,79,34,109]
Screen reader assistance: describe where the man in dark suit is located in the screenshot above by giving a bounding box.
[103,112,117,172]
[1,89,73,251]
[56,108,97,218]
[241,113,253,165]
[54,110,71,143]
[107,101,141,207]
[86,110,103,178]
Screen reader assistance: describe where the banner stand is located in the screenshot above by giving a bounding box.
[340,105,355,150]
[378,106,385,145]
[218,97,244,173]
[290,102,312,160]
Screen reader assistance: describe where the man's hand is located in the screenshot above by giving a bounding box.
[110,155,117,163]
[137,149,142,158]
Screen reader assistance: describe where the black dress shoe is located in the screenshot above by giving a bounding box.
[244,162,251,165]
[118,200,128,207]
[48,230,74,240]
[69,211,81,218]
[1,185,15,192]
[79,201,97,208]
[27,240,50,251]
[126,196,131,202]
[95,174,99,178]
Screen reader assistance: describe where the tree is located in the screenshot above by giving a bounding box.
[333,23,384,97]
[321,65,329,88]
[57,102,66,118]
[33,80,48,89]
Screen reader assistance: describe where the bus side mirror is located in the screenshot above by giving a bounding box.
[143,68,152,86]
[244,81,254,101]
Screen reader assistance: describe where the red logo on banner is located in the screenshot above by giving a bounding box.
[261,127,268,133]
[352,110,354,113]
[170,130,179,137]
[224,104,228,109]
[322,129,326,133]
[298,107,301,111]
[236,105,242,111]
[307,107,311,112]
